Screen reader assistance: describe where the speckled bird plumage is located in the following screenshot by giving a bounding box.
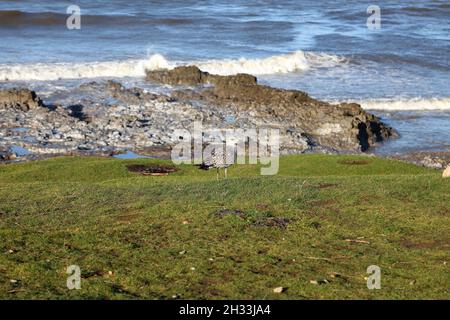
[200,144,237,179]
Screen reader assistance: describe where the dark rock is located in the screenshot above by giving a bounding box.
[67,104,91,122]
[146,66,209,86]
[209,81,310,104]
[105,80,170,104]
[146,65,257,87]
[0,89,44,112]
[209,73,257,87]
[0,147,13,161]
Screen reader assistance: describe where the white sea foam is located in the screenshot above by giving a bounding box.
[196,51,345,75]
[0,51,344,81]
[359,98,450,111]
[0,54,173,81]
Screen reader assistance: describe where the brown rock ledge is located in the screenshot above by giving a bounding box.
[146,66,397,151]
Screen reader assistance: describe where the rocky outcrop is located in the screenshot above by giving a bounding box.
[146,66,396,152]
[146,65,258,87]
[146,66,209,86]
[391,151,450,169]
[0,84,203,159]
[0,89,44,112]
[0,68,398,162]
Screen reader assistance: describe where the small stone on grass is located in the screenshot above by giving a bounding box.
[273,286,286,293]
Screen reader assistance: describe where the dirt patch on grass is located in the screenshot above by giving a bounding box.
[309,199,337,207]
[126,164,178,176]
[82,270,107,279]
[213,208,244,218]
[212,208,291,229]
[253,217,291,229]
[110,284,140,298]
[401,239,450,249]
[308,221,322,229]
[338,159,370,165]
[115,212,140,222]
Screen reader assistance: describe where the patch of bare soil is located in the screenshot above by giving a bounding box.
[306,183,340,189]
[338,159,370,165]
[115,212,141,222]
[252,217,291,229]
[401,239,450,249]
[309,199,337,207]
[213,208,244,218]
[126,164,178,176]
[212,208,291,229]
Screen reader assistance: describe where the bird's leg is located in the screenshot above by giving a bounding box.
[216,168,219,181]
[224,167,228,179]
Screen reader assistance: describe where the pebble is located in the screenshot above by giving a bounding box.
[273,287,285,293]
[310,279,329,285]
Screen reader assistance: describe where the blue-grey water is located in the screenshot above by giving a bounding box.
[0,0,449,154]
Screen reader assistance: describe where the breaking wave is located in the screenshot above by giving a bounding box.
[359,98,450,111]
[0,51,346,81]
[196,51,346,75]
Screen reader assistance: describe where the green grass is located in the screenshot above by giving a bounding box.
[0,154,448,299]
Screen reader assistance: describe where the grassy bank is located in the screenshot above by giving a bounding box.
[0,155,448,299]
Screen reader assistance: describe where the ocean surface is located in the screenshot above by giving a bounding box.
[0,0,449,154]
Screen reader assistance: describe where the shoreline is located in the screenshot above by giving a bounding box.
[0,66,448,170]
[2,148,450,172]
[0,66,395,156]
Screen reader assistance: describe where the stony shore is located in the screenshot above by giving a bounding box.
[3,66,444,168]
[389,151,450,170]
